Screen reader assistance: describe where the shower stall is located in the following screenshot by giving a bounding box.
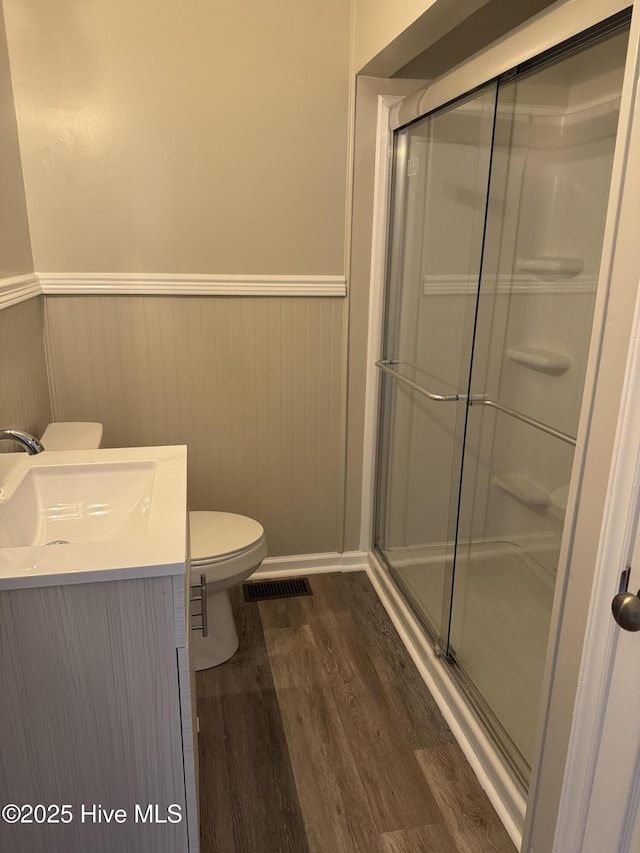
[373,11,631,790]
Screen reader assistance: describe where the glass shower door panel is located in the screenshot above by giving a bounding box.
[450,25,629,776]
[375,85,497,642]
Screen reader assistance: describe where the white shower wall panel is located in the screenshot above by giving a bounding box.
[485,417,573,575]
[516,123,618,269]
[479,98,622,572]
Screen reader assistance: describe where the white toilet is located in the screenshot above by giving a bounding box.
[189,510,267,670]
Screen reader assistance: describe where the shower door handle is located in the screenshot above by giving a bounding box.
[375,360,459,402]
[611,590,640,632]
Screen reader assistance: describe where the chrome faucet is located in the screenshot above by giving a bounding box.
[0,429,45,455]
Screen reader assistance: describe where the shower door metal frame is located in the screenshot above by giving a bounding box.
[373,80,499,657]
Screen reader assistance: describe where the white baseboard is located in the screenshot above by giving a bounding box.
[365,551,526,850]
[255,550,368,578]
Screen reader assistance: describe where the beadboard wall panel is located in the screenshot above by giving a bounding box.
[45,295,344,557]
[0,295,52,440]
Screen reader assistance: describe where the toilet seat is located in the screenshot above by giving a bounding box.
[189,511,267,593]
[188,510,267,670]
[190,511,265,565]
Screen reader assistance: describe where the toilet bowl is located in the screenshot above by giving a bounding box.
[189,510,267,670]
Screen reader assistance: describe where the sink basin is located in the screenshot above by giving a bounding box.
[0,446,187,589]
[0,461,156,548]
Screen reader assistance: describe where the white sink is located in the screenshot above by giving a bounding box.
[0,461,156,547]
[0,446,187,589]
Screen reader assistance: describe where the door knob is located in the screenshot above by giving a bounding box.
[611,591,640,631]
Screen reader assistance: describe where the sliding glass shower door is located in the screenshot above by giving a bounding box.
[375,83,497,643]
[375,17,630,783]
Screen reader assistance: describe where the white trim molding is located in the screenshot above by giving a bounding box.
[254,550,368,578]
[38,272,347,298]
[0,273,41,310]
[359,94,404,552]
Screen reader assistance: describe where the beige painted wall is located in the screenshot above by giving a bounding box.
[0,5,31,277]
[353,0,433,71]
[3,0,351,275]
[45,295,344,557]
[353,0,490,76]
[0,7,51,440]
[394,0,557,79]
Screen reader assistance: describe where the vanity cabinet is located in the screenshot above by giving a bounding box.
[0,572,199,853]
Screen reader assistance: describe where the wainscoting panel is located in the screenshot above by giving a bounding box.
[45,295,345,556]
[0,295,52,441]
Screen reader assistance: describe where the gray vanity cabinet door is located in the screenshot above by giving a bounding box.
[0,576,188,853]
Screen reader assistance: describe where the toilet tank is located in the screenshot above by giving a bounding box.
[40,422,103,451]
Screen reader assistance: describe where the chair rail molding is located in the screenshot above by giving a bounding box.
[38,272,347,298]
[0,273,41,310]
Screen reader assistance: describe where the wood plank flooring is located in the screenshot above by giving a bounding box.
[196,572,516,853]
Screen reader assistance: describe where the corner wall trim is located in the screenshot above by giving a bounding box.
[0,273,41,310]
[38,273,347,298]
[254,551,368,578]
[359,94,405,551]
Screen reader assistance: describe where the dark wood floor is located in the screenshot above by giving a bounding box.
[196,571,516,853]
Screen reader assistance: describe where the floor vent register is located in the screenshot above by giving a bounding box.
[243,577,313,602]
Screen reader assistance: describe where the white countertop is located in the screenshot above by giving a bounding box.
[0,445,188,590]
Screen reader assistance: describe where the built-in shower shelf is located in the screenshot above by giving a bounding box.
[492,473,550,508]
[506,345,571,374]
[548,483,570,521]
[515,256,585,279]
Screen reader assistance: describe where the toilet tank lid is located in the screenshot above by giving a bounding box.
[189,511,265,561]
[40,422,103,451]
